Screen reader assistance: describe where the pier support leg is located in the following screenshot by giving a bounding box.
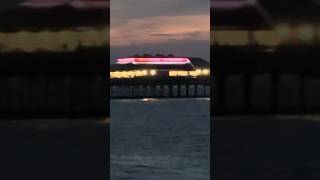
[217,75,225,113]
[271,74,279,113]
[194,85,198,97]
[152,85,156,98]
[244,74,252,112]
[186,85,189,97]
[159,85,164,98]
[169,85,173,98]
[130,86,134,97]
[299,74,306,113]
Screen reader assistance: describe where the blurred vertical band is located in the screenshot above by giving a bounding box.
[0,0,110,179]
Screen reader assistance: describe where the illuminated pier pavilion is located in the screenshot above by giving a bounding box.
[212,0,320,115]
[0,0,109,118]
[110,56,210,99]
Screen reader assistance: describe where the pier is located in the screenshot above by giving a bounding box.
[110,56,210,99]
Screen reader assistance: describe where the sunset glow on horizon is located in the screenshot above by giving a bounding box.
[111,14,210,47]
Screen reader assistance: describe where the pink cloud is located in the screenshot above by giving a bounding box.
[111,14,210,47]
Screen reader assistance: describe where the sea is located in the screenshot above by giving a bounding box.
[110,98,210,180]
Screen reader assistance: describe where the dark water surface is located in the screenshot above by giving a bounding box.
[0,119,108,179]
[214,116,320,180]
[111,99,210,180]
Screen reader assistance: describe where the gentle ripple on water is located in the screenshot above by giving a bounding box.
[110,99,210,180]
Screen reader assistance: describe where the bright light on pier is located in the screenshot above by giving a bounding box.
[110,69,160,79]
[169,69,210,77]
[150,70,157,76]
[110,68,210,79]
[111,56,210,79]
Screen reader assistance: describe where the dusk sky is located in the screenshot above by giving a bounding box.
[110,0,210,63]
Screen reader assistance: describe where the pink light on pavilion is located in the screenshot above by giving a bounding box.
[116,57,191,65]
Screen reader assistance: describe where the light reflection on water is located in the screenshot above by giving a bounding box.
[110,99,210,180]
[140,98,161,103]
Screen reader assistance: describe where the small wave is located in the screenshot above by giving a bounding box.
[195,97,210,101]
[140,98,160,103]
[111,155,209,180]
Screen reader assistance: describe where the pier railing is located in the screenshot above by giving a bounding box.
[212,45,320,115]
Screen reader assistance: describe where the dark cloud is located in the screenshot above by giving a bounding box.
[149,31,206,38]
[149,33,175,37]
